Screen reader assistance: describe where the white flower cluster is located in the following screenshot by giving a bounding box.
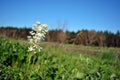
[28,21,48,53]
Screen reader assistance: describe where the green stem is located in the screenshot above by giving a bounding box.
[26,53,32,74]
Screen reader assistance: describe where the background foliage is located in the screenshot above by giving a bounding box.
[0,27,120,47]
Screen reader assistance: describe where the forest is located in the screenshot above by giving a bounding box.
[0,26,120,47]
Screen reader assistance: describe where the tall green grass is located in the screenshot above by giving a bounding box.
[0,36,120,80]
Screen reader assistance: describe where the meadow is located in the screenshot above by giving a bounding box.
[0,36,120,80]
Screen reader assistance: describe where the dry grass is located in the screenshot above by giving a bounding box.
[41,42,120,56]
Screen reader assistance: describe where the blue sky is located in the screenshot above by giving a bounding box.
[0,0,120,33]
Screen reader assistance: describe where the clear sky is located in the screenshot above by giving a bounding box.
[0,0,120,33]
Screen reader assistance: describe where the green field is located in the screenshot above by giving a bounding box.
[0,36,120,80]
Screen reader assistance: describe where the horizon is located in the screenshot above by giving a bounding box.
[0,0,120,33]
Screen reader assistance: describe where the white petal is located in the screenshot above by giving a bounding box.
[36,21,40,25]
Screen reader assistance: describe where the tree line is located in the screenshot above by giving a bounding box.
[0,26,120,47]
[0,27,32,40]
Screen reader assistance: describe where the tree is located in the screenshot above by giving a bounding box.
[57,30,67,43]
[97,32,106,46]
[75,30,97,46]
[66,31,76,44]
